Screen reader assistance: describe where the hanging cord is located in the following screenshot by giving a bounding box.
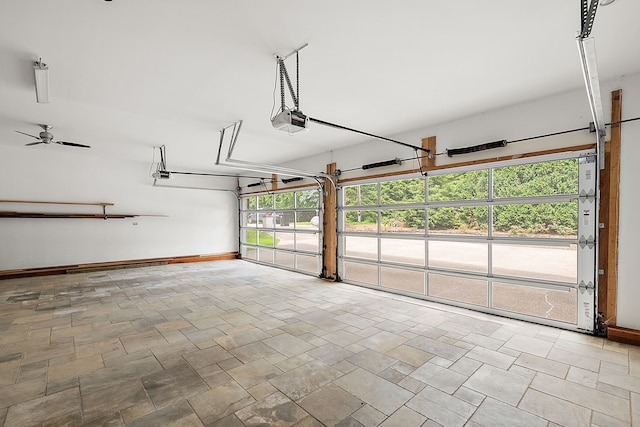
[270,61,281,120]
[415,149,426,176]
[148,146,157,177]
[296,52,300,111]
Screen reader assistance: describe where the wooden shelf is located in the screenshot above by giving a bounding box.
[0,211,138,219]
[0,200,165,220]
[0,200,114,206]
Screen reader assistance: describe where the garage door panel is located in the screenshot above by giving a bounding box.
[338,151,595,332]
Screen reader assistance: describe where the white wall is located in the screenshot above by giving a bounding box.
[0,145,238,270]
[281,72,640,330]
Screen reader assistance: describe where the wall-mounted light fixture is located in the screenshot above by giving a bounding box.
[362,158,402,170]
[33,59,49,103]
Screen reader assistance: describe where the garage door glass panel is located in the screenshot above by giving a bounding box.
[344,210,378,232]
[275,251,295,269]
[428,241,488,273]
[344,184,378,206]
[381,209,425,233]
[493,202,578,239]
[492,282,577,323]
[257,194,274,209]
[258,248,274,263]
[344,262,378,285]
[344,236,377,260]
[492,243,577,283]
[381,267,424,294]
[428,273,488,306]
[246,197,257,210]
[241,212,255,228]
[296,254,319,274]
[337,151,592,332]
[244,229,275,247]
[493,159,578,198]
[296,233,319,253]
[242,245,257,261]
[428,206,488,236]
[428,170,488,201]
[297,190,319,208]
[295,211,318,228]
[240,188,322,276]
[380,178,425,204]
[275,193,295,209]
[381,239,424,266]
[274,232,294,250]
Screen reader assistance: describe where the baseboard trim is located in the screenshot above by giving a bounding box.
[608,326,640,346]
[0,252,238,280]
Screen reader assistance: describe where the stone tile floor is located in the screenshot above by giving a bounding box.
[0,260,638,426]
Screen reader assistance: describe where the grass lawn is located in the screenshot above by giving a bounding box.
[245,229,279,246]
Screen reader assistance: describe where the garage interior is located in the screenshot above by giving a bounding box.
[1,1,640,426]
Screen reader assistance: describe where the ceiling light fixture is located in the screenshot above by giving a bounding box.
[600,0,615,5]
[33,58,49,103]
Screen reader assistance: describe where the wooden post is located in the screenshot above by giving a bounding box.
[598,90,622,332]
[322,163,338,280]
[421,136,436,171]
[598,89,622,329]
[272,174,278,191]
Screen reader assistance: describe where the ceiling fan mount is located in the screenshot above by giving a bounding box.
[15,124,91,148]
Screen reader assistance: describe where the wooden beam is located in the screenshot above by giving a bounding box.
[241,182,319,195]
[322,163,338,280]
[339,143,597,184]
[421,136,436,170]
[604,89,622,328]
[272,174,278,191]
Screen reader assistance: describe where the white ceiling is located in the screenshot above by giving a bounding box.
[1,1,639,172]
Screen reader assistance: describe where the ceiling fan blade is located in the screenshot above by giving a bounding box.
[25,141,44,146]
[55,141,91,148]
[15,130,41,140]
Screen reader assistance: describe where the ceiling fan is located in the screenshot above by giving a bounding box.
[15,124,91,148]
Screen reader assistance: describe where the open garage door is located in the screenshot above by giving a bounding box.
[240,189,323,276]
[337,151,597,332]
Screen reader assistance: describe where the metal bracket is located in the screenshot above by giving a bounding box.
[578,280,595,295]
[578,189,596,203]
[578,235,596,249]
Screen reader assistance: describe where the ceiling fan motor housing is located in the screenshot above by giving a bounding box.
[39,131,53,142]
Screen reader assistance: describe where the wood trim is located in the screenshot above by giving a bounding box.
[338,143,597,184]
[0,200,114,206]
[421,136,436,170]
[607,326,640,346]
[322,163,338,280]
[338,168,423,184]
[424,143,596,172]
[241,182,319,195]
[604,89,622,328]
[0,252,238,280]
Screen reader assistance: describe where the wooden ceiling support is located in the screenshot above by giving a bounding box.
[599,89,623,338]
